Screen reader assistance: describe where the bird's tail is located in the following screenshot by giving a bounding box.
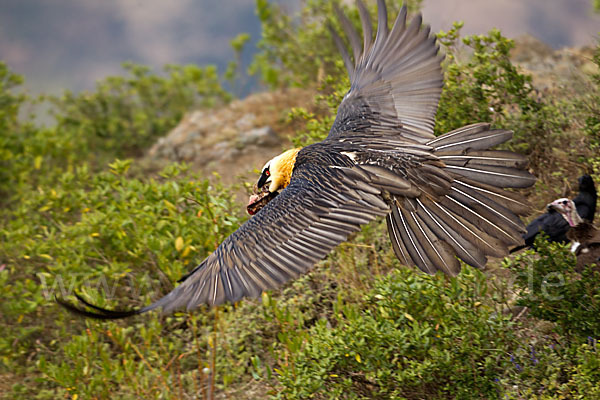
[386,123,534,275]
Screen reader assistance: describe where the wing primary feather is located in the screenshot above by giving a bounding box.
[445,165,536,188]
[328,23,354,77]
[453,178,531,215]
[356,0,373,58]
[373,0,389,49]
[443,194,519,246]
[409,210,459,275]
[333,4,362,65]
[450,186,526,233]
[234,265,262,298]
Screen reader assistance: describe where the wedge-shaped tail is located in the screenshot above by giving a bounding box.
[386,123,534,275]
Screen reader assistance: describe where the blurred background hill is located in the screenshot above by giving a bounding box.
[1,0,599,97]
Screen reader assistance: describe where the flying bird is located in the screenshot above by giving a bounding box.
[58,0,535,319]
[510,174,597,253]
[548,198,600,271]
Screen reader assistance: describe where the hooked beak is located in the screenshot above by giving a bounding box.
[247,184,278,215]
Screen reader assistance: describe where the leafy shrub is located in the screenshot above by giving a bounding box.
[436,24,573,177]
[503,236,600,338]
[581,43,600,144]
[265,268,517,399]
[251,0,422,89]
[436,24,540,134]
[0,63,30,198]
[49,63,230,160]
[0,161,246,394]
[0,62,231,208]
[499,337,600,399]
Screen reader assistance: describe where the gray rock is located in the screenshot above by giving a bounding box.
[235,113,256,131]
[238,126,279,147]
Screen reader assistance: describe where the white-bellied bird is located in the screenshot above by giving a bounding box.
[548,198,600,271]
[510,174,596,253]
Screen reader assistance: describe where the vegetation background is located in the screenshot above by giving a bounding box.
[1,0,600,398]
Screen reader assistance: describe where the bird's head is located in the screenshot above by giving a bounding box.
[548,198,582,227]
[247,148,300,215]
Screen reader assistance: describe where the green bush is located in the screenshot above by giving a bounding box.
[503,236,600,338]
[582,43,600,143]
[0,62,230,207]
[436,25,540,134]
[0,162,238,352]
[251,0,422,89]
[49,62,230,160]
[0,63,30,198]
[499,337,600,399]
[265,268,517,399]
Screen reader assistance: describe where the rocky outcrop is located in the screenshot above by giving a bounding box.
[147,88,315,186]
[511,34,597,91]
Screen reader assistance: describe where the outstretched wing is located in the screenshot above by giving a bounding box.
[58,163,389,317]
[328,0,443,143]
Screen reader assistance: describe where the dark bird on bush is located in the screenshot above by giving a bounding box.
[510,174,597,253]
[57,0,535,319]
[548,197,600,271]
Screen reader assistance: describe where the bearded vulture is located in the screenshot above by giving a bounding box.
[58,0,536,318]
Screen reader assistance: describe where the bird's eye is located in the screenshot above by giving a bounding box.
[265,170,270,176]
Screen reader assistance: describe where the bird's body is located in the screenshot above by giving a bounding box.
[58,0,536,318]
[548,198,600,271]
[511,174,597,252]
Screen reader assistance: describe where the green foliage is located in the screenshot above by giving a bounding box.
[225,33,252,96]
[0,63,29,196]
[0,62,24,128]
[0,161,242,371]
[436,24,538,133]
[50,62,230,160]
[581,43,600,144]
[0,61,236,398]
[436,24,571,175]
[0,62,230,207]
[503,236,600,338]
[250,0,422,89]
[266,268,517,399]
[499,338,600,399]
[287,75,347,148]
